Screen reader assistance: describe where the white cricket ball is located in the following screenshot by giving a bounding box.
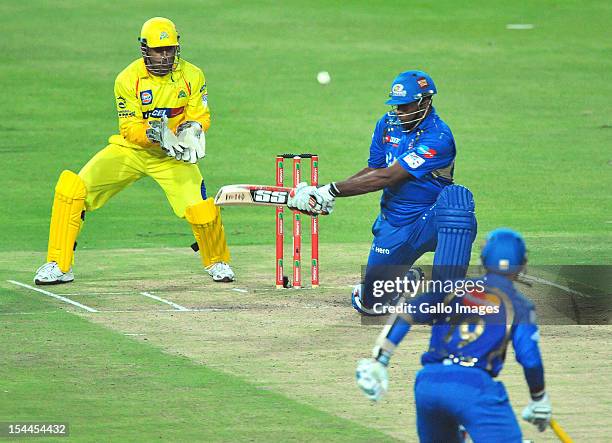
[317,71,331,85]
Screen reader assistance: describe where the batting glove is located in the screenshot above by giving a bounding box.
[177,121,206,164]
[356,358,388,401]
[522,393,552,432]
[313,183,338,215]
[287,182,319,215]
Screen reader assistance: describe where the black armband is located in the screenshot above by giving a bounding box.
[328,182,340,197]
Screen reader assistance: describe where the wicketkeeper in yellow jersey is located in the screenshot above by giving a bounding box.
[34,17,235,284]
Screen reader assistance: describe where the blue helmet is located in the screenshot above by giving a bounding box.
[481,228,527,275]
[385,70,437,106]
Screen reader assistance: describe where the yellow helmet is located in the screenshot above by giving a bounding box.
[139,17,179,47]
[138,17,180,76]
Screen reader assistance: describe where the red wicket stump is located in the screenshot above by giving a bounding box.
[275,153,320,289]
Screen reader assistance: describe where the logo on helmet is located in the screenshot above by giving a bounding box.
[160,31,169,40]
[391,83,407,97]
[417,78,429,88]
[498,259,510,271]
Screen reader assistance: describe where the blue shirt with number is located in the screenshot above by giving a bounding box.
[417,273,543,377]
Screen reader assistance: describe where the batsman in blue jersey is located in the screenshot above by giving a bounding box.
[355,229,553,442]
[288,70,477,314]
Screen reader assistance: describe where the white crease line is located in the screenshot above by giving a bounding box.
[506,24,534,30]
[139,292,190,311]
[97,308,228,313]
[7,280,98,313]
[55,292,132,296]
[232,288,248,293]
[0,308,232,315]
[520,274,589,298]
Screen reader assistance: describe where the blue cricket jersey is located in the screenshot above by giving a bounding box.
[368,108,456,226]
[385,273,544,393]
[420,274,542,377]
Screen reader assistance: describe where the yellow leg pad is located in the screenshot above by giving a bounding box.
[185,198,231,267]
[47,170,87,272]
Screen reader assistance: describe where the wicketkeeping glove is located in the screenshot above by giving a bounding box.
[356,358,389,401]
[522,393,552,432]
[147,116,184,160]
[177,121,206,164]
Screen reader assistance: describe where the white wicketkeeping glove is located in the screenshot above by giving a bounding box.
[177,121,206,164]
[147,115,184,160]
[522,394,552,432]
[356,358,388,401]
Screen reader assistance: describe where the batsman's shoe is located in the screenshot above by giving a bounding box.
[34,262,74,285]
[351,284,387,316]
[206,262,235,282]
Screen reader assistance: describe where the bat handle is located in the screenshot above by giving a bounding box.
[550,419,573,443]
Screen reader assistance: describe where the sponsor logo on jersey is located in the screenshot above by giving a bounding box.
[178,90,187,99]
[415,145,437,158]
[140,90,153,105]
[116,96,126,109]
[403,152,425,169]
[118,110,136,118]
[391,83,407,97]
[384,135,401,146]
[463,288,501,308]
[142,106,185,119]
[372,246,390,255]
[417,77,429,88]
[202,94,208,107]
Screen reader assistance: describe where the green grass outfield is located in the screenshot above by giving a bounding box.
[0,291,392,442]
[1,0,611,441]
[1,0,610,262]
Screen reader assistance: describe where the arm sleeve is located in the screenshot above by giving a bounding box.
[397,131,454,178]
[371,289,450,364]
[513,309,546,399]
[184,68,211,132]
[367,119,387,168]
[114,75,155,148]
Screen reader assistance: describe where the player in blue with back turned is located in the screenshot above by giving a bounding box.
[288,69,477,314]
[355,228,553,442]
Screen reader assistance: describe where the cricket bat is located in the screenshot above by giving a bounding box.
[214,185,292,207]
[550,419,573,443]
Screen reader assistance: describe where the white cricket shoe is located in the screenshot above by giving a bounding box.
[206,262,235,282]
[34,262,74,285]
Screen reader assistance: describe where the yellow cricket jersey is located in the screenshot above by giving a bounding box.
[109,58,210,150]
